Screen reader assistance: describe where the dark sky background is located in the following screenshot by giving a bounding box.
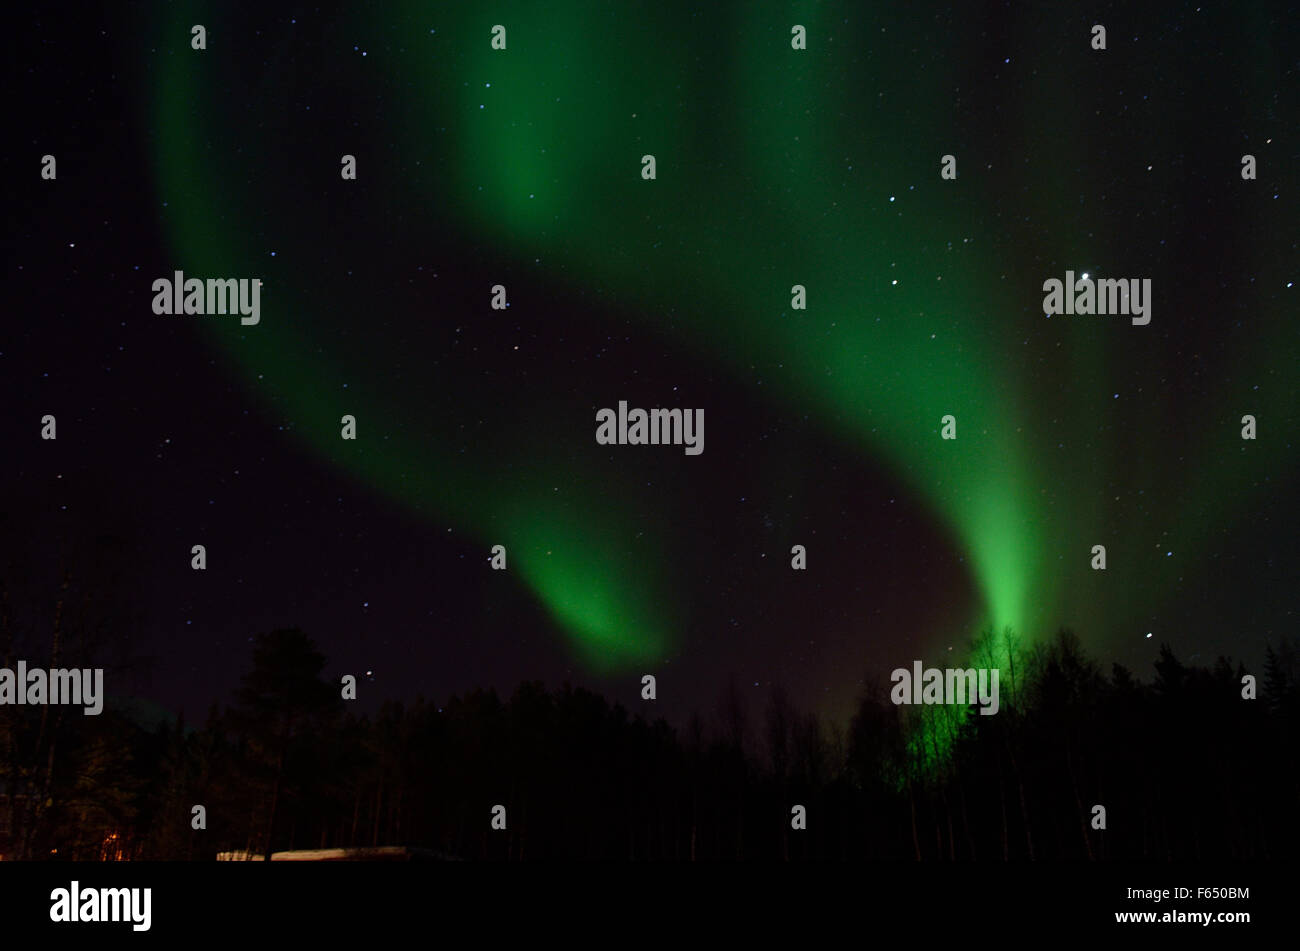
[4,2,1296,732]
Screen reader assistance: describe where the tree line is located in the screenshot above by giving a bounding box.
[3,623,1296,861]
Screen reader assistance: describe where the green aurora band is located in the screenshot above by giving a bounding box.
[148,4,1296,698]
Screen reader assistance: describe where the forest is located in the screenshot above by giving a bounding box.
[3,617,1296,861]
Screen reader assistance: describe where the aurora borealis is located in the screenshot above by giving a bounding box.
[9,2,1295,728]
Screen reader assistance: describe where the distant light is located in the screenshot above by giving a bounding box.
[1145,632,1153,638]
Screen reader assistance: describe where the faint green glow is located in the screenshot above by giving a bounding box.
[149,3,1296,683]
[149,17,673,670]
[379,1,1047,644]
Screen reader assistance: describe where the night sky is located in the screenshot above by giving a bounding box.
[5,2,1296,731]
